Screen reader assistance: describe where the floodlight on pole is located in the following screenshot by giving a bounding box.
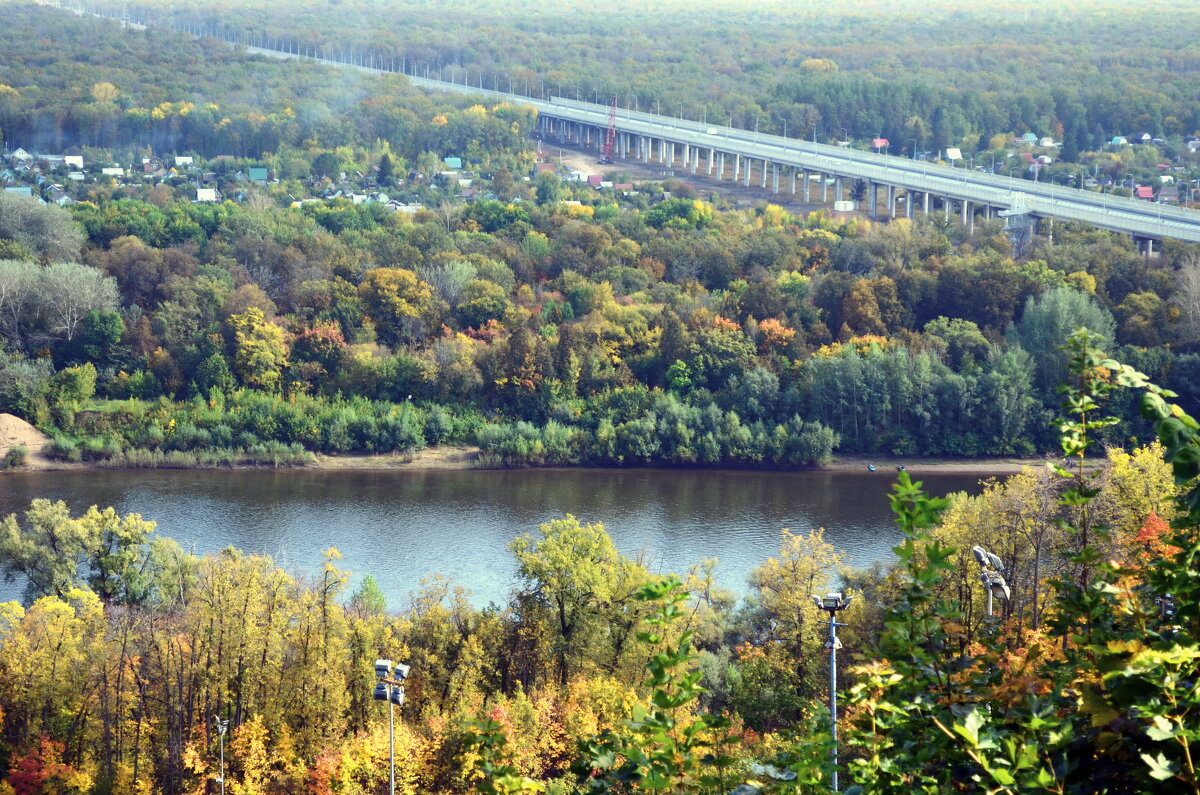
[212,715,229,795]
[373,659,410,795]
[971,545,1009,617]
[813,592,853,792]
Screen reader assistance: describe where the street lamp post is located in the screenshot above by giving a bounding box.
[971,546,1010,618]
[374,659,411,795]
[813,592,854,792]
[212,716,228,795]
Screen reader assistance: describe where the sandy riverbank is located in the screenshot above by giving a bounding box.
[1,413,1069,475]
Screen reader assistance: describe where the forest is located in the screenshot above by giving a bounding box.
[0,333,1198,793]
[66,0,1200,170]
[3,2,1200,469]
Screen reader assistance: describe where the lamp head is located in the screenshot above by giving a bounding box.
[374,659,392,680]
[816,592,851,612]
[373,682,389,702]
[972,545,989,567]
[393,662,411,681]
[987,552,1004,571]
[389,685,405,706]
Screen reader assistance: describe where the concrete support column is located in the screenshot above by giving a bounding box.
[964,200,974,234]
[944,196,951,220]
[668,142,675,168]
[923,192,931,213]
[887,185,896,217]
[733,154,741,181]
[744,159,752,187]
[790,168,797,195]
[822,176,829,203]
[905,190,914,219]
[772,163,779,193]
[708,148,715,175]
[869,182,878,218]
[804,171,811,203]
[718,152,725,179]
[834,176,843,202]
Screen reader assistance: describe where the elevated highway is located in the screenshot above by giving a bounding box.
[386,68,1200,250]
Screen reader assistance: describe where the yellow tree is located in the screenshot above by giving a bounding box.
[0,589,107,759]
[228,307,289,392]
[928,468,1065,640]
[357,267,440,346]
[1093,442,1179,544]
[228,715,270,795]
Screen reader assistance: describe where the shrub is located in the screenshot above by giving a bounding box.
[1,444,28,469]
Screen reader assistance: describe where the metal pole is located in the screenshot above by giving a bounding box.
[389,696,395,795]
[219,730,225,795]
[830,611,839,792]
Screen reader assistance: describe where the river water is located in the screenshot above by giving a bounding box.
[0,467,986,607]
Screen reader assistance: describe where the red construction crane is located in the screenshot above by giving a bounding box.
[600,95,617,165]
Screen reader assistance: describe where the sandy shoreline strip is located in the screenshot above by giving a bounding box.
[4,442,1065,476]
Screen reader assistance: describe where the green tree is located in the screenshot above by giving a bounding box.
[510,515,645,685]
[1010,286,1116,397]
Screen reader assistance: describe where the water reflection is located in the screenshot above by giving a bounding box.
[0,468,984,607]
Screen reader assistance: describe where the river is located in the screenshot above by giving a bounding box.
[0,467,987,607]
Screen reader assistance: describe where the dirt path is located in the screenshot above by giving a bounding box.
[306,444,482,470]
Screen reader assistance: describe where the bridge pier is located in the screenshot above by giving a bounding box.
[772,163,779,193]
[733,154,741,181]
[924,192,931,213]
[760,160,767,189]
[887,185,896,217]
[1134,236,1159,257]
[869,182,878,218]
[718,152,726,180]
[790,168,797,195]
[905,190,914,219]
[822,176,829,203]
[708,148,715,175]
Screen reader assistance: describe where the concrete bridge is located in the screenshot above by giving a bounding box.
[43,0,1200,251]
[403,74,1200,252]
